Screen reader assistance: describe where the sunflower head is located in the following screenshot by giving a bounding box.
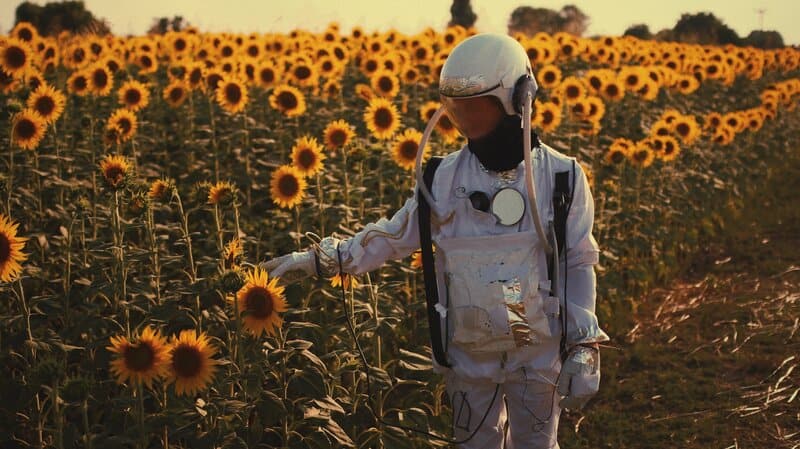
[165,330,219,397]
[364,97,401,140]
[207,181,238,207]
[27,84,66,124]
[106,326,170,389]
[215,75,249,114]
[148,179,175,202]
[99,154,132,190]
[0,38,32,77]
[323,119,355,151]
[163,79,190,108]
[223,238,244,270]
[270,165,307,209]
[0,214,28,283]
[118,80,151,112]
[106,108,138,143]
[233,267,287,337]
[330,273,358,289]
[11,109,47,151]
[370,69,400,98]
[269,84,306,118]
[291,136,326,177]
[391,128,425,170]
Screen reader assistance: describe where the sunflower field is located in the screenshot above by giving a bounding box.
[1,20,799,449]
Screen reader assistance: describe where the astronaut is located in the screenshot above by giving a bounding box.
[261,33,610,449]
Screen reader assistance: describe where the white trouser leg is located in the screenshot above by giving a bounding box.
[446,373,505,449]
[502,371,561,449]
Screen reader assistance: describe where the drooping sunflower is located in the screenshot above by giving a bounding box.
[163,79,190,108]
[232,267,287,337]
[323,119,355,150]
[270,165,307,209]
[148,179,174,202]
[88,63,114,97]
[67,70,90,96]
[106,326,170,389]
[11,109,47,151]
[391,128,426,170]
[106,108,138,143]
[269,84,306,118]
[164,330,219,397]
[290,136,326,177]
[207,181,237,206]
[223,238,244,269]
[215,75,249,114]
[27,84,66,124]
[370,69,400,99]
[0,37,32,78]
[117,80,150,112]
[99,154,132,190]
[0,214,28,283]
[363,96,401,140]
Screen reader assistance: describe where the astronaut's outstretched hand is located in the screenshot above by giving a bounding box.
[258,250,316,281]
[556,345,601,411]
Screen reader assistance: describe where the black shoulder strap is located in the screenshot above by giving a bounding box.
[417,156,450,368]
[553,160,576,361]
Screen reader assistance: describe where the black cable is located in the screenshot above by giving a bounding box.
[335,241,500,445]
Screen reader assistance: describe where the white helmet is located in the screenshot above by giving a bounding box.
[438,33,538,116]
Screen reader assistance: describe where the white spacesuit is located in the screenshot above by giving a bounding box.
[262,33,610,449]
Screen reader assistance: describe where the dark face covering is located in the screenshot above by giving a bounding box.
[467,114,541,172]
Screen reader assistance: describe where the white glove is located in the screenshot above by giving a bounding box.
[556,345,601,411]
[258,250,317,280]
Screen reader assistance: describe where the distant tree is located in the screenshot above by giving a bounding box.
[743,30,784,49]
[508,4,589,37]
[147,16,189,35]
[449,0,477,29]
[624,24,652,40]
[672,12,740,45]
[14,1,110,36]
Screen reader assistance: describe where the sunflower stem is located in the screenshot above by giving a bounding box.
[365,273,383,418]
[341,146,351,225]
[146,207,161,306]
[315,172,325,237]
[137,383,146,449]
[209,97,219,183]
[82,398,92,449]
[174,190,201,332]
[213,204,224,256]
[6,125,14,216]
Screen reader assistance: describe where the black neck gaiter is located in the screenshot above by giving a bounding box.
[467,114,541,172]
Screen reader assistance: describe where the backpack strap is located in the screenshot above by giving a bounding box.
[552,159,576,361]
[417,156,450,368]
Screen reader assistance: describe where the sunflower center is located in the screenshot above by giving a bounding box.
[259,69,274,84]
[526,48,539,60]
[634,150,648,162]
[278,91,298,109]
[676,123,690,136]
[294,66,311,80]
[105,166,125,185]
[18,28,33,41]
[278,174,299,196]
[172,345,203,378]
[298,149,316,169]
[542,110,554,125]
[374,108,393,129]
[664,142,676,154]
[35,96,55,116]
[124,342,155,372]
[170,87,185,102]
[245,286,274,319]
[329,129,346,146]
[399,141,418,160]
[438,115,454,130]
[610,151,625,164]
[93,69,108,88]
[544,71,556,84]
[378,77,393,93]
[0,232,10,262]
[589,76,602,90]
[125,89,141,105]
[625,75,638,87]
[15,118,36,139]
[74,76,88,91]
[117,118,132,134]
[207,74,222,90]
[566,85,580,99]
[175,39,187,51]
[190,69,202,85]
[605,84,619,96]
[4,46,26,69]
[225,83,242,103]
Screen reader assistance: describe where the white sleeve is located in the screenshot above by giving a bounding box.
[558,163,610,347]
[322,193,421,276]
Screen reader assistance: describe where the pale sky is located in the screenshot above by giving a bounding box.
[2,0,797,45]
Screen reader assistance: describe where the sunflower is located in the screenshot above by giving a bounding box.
[291,136,326,177]
[11,109,47,151]
[532,101,562,134]
[117,80,150,112]
[656,136,681,162]
[364,96,401,140]
[704,112,722,130]
[330,273,358,289]
[11,22,38,43]
[163,79,190,108]
[106,108,138,143]
[67,70,90,96]
[99,154,132,190]
[203,68,225,93]
[215,76,249,114]
[322,79,341,98]
[628,142,655,168]
[323,119,355,150]
[148,179,174,202]
[186,62,206,90]
[255,60,282,89]
[0,69,19,94]
[435,113,461,144]
[289,60,318,87]
[391,128,426,170]
[0,38,32,78]
[558,76,586,105]
[671,115,700,144]
[270,165,307,209]
[599,78,625,102]
[675,74,699,95]
[712,125,735,146]
[164,330,219,397]
[604,140,630,165]
[107,326,170,389]
[207,181,237,206]
[223,238,244,269]
[410,250,423,269]
[88,64,113,97]
[618,66,646,93]
[135,51,158,74]
[27,83,64,123]
[370,69,400,99]
[537,65,562,89]
[0,214,28,283]
[269,84,306,118]
[232,267,287,337]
